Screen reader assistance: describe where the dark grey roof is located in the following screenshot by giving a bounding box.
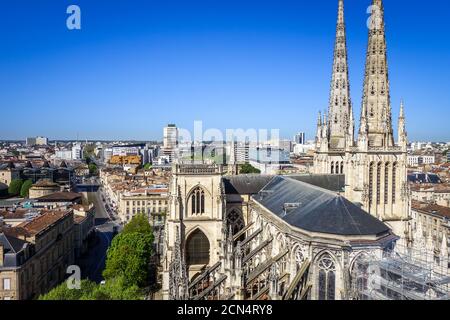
[223,175,274,195]
[288,174,345,192]
[253,176,390,236]
[408,173,442,184]
[0,233,28,254]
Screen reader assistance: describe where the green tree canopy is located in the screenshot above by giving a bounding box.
[143,163,152,170]
[103,231,154,287]
[38,279,98,300]
[20,179,33,198]
[88,163,98,176]
[38,277,143,300]
[239,163,261,174]
[8,179,23,196]
[83,276,143,300]
[122,213,153,235]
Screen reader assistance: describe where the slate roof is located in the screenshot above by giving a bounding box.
[0,182,7,191]
[253,176,390,236]
[223,175,274,195]
[288,174,345,192]
[0,232,29,254]
[408,173,442,184]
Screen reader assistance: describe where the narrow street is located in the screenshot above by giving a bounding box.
[79,190,121,283]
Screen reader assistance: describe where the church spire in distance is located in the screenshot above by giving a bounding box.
[360,0,394,148]
[327,0,352,149]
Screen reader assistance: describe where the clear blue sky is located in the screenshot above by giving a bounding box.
[0,0,449,142]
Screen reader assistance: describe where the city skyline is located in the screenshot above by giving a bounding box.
[1,0,449,141]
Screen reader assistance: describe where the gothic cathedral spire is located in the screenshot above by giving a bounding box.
[328,0,352,149]
[314,0,352,175]
[361,0,394,148]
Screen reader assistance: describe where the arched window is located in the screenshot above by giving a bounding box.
[392,163,397,204]
[186,229,210,266]
[190,187,205,215]
[317,254,336,300]
[369,162,374,206]
[227,209,245,235]
[331,162,335,175]
[340,162,344,175]
[376,162,382,205]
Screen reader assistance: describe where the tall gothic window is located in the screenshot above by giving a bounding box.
[392,163,397,204]
[376,163,382,205]
[186,229,210,266]
[383,163,390,204]
[190,187,205,215]
[331,162,335,175]
[340,162,344,175]
[227,209,245,235]
[317,254,336,300]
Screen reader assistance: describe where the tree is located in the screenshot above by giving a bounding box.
[143,163,152,170]
[84,276,143,300]
[20,179,33,198]
[88,163,98,176]
[239,163,261,174]
[8,179,23,196]
[122,213,153,235]
[38,279,97,300]
[102,231,153,287]
[38,277,143,300]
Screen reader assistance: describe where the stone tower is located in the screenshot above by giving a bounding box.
[314,0,354,175]
[345,0,409,238]
[162,162,226,299]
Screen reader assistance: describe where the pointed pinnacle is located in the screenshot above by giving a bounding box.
[337,0,345,25]
[400,100,405,118]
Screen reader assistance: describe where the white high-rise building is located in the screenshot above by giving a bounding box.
[72,143,83,160]
[163,124,178,149]
[162,124,179,163]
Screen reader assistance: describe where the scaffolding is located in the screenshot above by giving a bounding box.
[351,245,450,300]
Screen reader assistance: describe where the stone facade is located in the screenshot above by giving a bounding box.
[118,187,169,225]
[0,210,74,300]
[161,163,396,300]
[314,0,410,240]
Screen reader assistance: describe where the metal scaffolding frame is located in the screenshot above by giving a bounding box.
[351,245,450,300]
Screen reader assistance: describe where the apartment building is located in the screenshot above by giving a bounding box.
[118,185,168,226]
[0,210,74,300]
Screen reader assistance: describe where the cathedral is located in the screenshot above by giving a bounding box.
[313,0,410,239]
[161,0,417,300]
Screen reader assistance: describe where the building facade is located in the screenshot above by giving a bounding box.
[118,186,169,225]
[161,163,397,300]
[313,0,409,239]
[0,210,74,300]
